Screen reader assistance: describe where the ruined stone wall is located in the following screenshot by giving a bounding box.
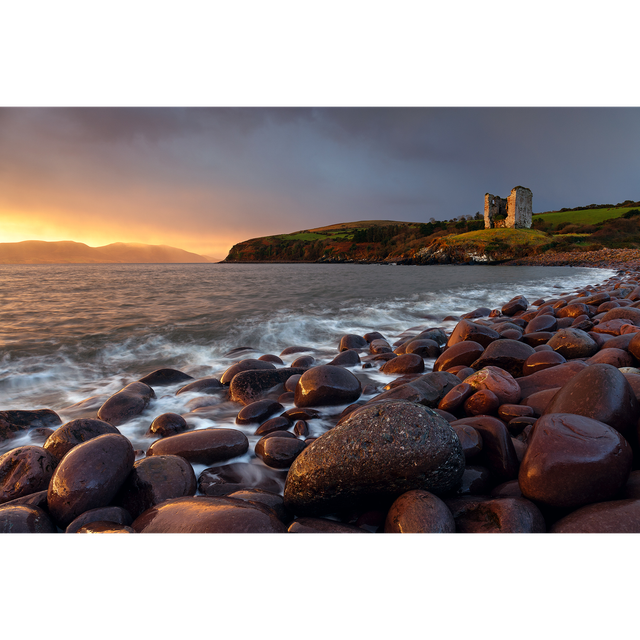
[484,194,508,229]
[507,186,533,229]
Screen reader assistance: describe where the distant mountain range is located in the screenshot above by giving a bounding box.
[0,241,214,264]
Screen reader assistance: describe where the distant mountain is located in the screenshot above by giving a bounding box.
[0,240,213,264]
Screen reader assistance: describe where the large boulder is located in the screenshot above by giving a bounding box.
[44,418,120,460]
[0,446,58,504]
[294,365,361,408]
[229,368,307,405]
[283,400,465,516]
[546,328,598,359]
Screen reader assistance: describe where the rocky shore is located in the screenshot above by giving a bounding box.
[504,247,640,269]
[5,267,640,533]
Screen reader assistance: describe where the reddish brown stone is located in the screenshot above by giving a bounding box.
[97,382,155,427]
[255,436,306,469]
[498,404,534,422]
[0,504,56,533]
[502,296,529,316]
[551,499,640,533]
[0,445,57,504]
[339,334,367,351]
[463,389,500,416]
[47,433,135,528]
[447,320,499,349]
[147,428,248,465]
[146,413,188,438]
[469,340,535,378]
[517,360,588,399]
[433,341,484,372]
[65,505,133,533]
[547,328,599,359]
[587,347,634,368]
[288,517,367,533]
[132,496,287,533]
[463,366,521,405]
[524,315,558,334]
[229,368,307,405]
[380,353,425,375]
[176,377,223,395]
[139,368,193,387]
[384,489,455,533]
[220,359,276,385]
[76,522,135,533]
[198,462,284,496]
[438,382,475,413]
[522,351,567,376]
[294,365,361,408]
[450,424,483,461]
[445,496,545,532]
[519,413,633,509]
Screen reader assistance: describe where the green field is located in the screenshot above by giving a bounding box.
[534,207,638,228]
[278,230,358,241]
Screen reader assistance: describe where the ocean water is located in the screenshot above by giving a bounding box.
[0,263,615,459]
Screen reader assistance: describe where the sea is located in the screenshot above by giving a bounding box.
[0,262,616,460]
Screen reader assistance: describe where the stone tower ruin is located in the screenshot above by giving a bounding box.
[484,186,533,229]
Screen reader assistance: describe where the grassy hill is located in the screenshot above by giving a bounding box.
[223,200,640,264]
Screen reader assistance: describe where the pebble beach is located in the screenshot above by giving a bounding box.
[4,264,640,533]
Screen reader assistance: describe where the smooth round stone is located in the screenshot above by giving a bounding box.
[47,433,135,528]
[293,420,308,437]
[451,416,519,482]
[339,334,367,351]
[235,399,284,425]
[380,353,425,375]
[258,354,284,364]
[556,302,591,319]
[471,339,535,378]
[462,307,492,320]
[490,480,523,498]
[546,328,599,359]
[282,408,321,422]
[284,400,465,516]
[364,332,386,343]
[0,504,56,533]
[463,389,500,416]
[507,416,537,435]
[463,366,521,405]
[113,455,197,519]
[280,346,317,356]
[455,367,476,381]
[278,392,295,404]
[543,363,640,439]
[502,296,529,316]
[521,331,554,347]
[65,506,133,533]
[227,488,290,523]
[404,339,441,358]
[369,339,392,354]
[176,377,223,395]
[517,360,588,399]
[498,404,535,422]
[138,368,193,387]
[254,415,291,435]
[198,462,284,495]
[555,317,574,329]
[77,522,135,533]
[446,496,545,533]
[291,355,315,368]
[97,382,155,427]
[1,489,48,511]
[551,499,640,533]
[433,408,457,422]
[433,341,484,372]
[146,413,188,438]
[384,490,455,533]
[285,375,302,392]
[255,437,307,469]
[288,517,368,533]
[450,424,483,461]
[438,382,474,413]
[587,348,634,368]
[147,428,249,465]
[519,413,633,510]
[627,332,640,360]
[500,329,523,341]
[0,409,62,442]
[43,419,120,461]
[447,320,499,349]
[522,351,567,376]
[0,445,58,504]
[523,388,559,416]
[524,314,558,334]
[220,359,276,385]
[600,307,640,325]
[294,365,362,408]
[132,496,287,533]
[328,350,361,367]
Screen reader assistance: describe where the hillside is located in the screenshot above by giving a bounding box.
[224,199,640,265]
[0,241,213,264]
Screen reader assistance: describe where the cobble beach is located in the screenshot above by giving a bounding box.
[2,262,640,533]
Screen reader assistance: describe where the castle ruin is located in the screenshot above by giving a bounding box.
[484,186,533,229]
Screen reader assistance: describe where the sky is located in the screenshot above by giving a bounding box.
[1,107,638,260]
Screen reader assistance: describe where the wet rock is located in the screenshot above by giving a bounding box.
[384,490,455,533]
[43,418,122,463]
[97,382,155,427]
[1,489,49,511]
[463,366,521,405]
[470,340,535,378]
[404,339,441,358]
[284,400,465,516]
[522,351,567,376]
[519,413,633,509]
[294,365,361,408]
[132,496,287,533]
[259,354,284,364]
[147,428,248,465]
[433,341,484,372]
[255,436,306,469]
[369,339,393,354]
[523,315,557,334]
[220,359,276,385]
[77,522,135,533]
[235,399,284,425]
[543,363,640,439]
[556,303,591,319]
[198,462,284,495]
[254,415,291,435]
[364,332,386,343]
[230,368,307,405]
[0,445,58,504]
[445,496,545,533]
[450,424,483,461]
[47,433,135,528]
[521,331,554,347]
[139,368,193,387]
[282,408,321,422]
[463,389,500,416]
[462,307,491,320]
[447,320,499,349]
[65,506,133,533]
[280,346,317,356]
[278,392,295,404]
[284,375,302,392]
[451,416,519,482]
[291,355,315,368]
[339,334,367,351]
[0,409,62,442]
[587,347,634,368]
[438,382,475,414]
[502,296,529,316]
[449,465,494,496]
[328,350,361,367]
[176,377,223,395]
[293,420,308,437]
[507,416,537,435]
[146,413,188,438]
[227,488,291,523]
[0,504,56,533]
[497,404,534,422]
[551,499,640,533]
[523,388,559,416]
[517,360,588,399]
[288,517,367,533]
[600,307,640,326]
[113,454,196,519]
[546,328,599,359]
[379,353,425,375]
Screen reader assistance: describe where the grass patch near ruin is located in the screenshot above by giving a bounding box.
[533,207,636,228]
